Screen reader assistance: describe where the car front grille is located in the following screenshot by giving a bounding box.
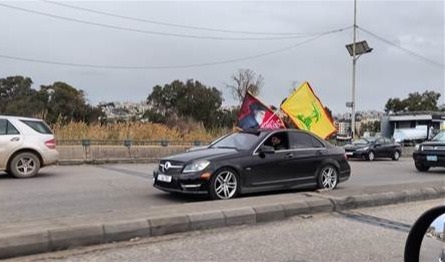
[422,146,445,151]
[158,160,184,175]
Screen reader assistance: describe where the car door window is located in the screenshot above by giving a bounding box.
[0,119,20,135]
[289,132,324,149]
[376,138,385,145]
[263,132,289,151]
[384,138,393,144]
[0,119,6,135]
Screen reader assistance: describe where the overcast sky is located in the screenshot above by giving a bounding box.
[0,0,443,114]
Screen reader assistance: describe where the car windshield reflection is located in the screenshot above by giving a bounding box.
[353,138,371,145]
[431,132,445,142]
[210,132,260,151]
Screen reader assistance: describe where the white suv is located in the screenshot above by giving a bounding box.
[0,116,59,178]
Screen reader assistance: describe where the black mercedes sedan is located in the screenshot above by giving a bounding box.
[413,131,445,172]
[344,137,402,161]
[153,129,351,200]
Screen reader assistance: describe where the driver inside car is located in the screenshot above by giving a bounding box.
[270,135,286,151]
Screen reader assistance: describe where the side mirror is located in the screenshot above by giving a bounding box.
[259,145,275,154]
[404,205,445,261]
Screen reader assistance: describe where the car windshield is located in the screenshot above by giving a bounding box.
[353,138,370,145]
[210,132,260,151]
[431,132,445,142]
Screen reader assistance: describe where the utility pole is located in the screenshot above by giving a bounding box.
[351,0,357,139]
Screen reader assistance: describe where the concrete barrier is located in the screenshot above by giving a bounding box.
[57,145,189,161]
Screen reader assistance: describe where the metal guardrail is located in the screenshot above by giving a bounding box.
[56,140,212,147]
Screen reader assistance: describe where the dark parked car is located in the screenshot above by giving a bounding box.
[413,131,445,172]
[344,137,402,161]
[153,129,351,200]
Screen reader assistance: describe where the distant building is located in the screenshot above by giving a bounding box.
[98,101,150,122]
[380,111,445,139]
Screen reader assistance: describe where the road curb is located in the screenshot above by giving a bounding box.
[1,187,444,260]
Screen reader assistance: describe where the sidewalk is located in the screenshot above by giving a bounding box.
[1,181,444,259]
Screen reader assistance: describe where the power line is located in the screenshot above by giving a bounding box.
[41,0,312,36]
[0,2,341,41]
[358,26,444,69]
[0,27,349,70]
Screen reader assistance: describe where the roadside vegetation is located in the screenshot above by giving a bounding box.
[0,73,442,143]
[52,121,231,143]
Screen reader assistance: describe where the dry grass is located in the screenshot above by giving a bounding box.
[52,121,227,142]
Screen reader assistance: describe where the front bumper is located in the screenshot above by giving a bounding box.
[413,152,445,167]
[345,150,368,159]
[153,169,210,194]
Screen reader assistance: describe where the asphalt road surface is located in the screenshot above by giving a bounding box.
[13,198,445,261]
[0,158,443,224]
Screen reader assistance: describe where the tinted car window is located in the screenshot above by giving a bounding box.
[376,138,385,144]
[289,132,323,149]
[384,138,392,144]
[0,119,20,135]
[263,132,289,151]
[353,138,369,145]
[20,120,53,134]
[211,132,260,151]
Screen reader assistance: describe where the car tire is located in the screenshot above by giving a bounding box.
[9,152,41,178]
[317,164,338,190]
[392,150,401,161]
[415,163,430,172]
[367,151,375,161]
[209,168,240,200]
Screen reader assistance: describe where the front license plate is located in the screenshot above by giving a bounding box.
[427,155,438,162]
[157,174,172,183]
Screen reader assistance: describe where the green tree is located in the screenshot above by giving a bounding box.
[225,69,264,103]
[147,79,224,129]
[41,82,90,125]
[0,76,47,117]
[384,91,441,113]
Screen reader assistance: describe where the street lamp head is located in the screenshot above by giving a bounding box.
[346,40,373,56]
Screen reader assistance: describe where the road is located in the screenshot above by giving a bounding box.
[0,158,443,224]
[13,198,445,261]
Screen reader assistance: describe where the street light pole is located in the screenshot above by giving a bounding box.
[345,0,372,139]
[351,0,357,139]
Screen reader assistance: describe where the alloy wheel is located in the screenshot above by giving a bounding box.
[393,151,400,161]
[214,170,238,199]
[16,157,37,176]
[368,151,375,161]
[10,152,41,178]
[321,166,338,190]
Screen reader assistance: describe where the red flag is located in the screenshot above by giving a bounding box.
[237,92,285,130]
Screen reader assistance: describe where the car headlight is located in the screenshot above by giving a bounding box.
[183,160,210,173]
[359,146,369,151]
[414,144,421,151]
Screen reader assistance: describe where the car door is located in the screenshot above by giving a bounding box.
[386,138,401,156]
[0,119,22,169]
[243,131,295,187]
[286,131,325,183]
[373,138,386,157]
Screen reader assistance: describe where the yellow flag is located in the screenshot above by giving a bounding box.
[280,82,336,139]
